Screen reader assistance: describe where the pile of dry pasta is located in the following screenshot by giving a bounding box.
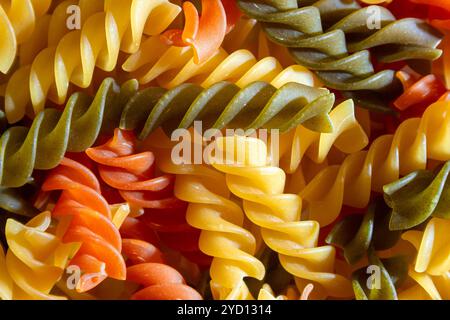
[0,0,449,301]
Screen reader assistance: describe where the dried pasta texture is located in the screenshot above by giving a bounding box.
[278,99,368,174]
[40,157,126,292]
[300,99,450,227]
[399,218,450,300]
[237,0,442,111]
[2,212,78,300]
[86,129,210,267]
[4,0,181,123]
[122,239,202,300]
[123,46,316,88]
[209,135,353,299]
[147,130,264,300]
[0,0,52,74]
[384,161,450,230]
[326,199,401,265]
[120,80,335,139]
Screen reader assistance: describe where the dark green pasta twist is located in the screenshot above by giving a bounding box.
[237,0,443,112]
[326,199,401,265]
[121,80,334,139]
[384,161,450,231]
[0,78,335,188]
[351,250,408,300]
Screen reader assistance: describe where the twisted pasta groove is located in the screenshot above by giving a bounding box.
[4,0,181,123]
[399,218,450,300]
[278,99,368,173]
[326,199,401,265]
[402,218,450,277]
[41,157,126,292]
[123,239,202,300]
[0,0,52,74]
[0,77,125,188]
[147,130,264,300]
[86,128,210,267]
[210,135,353,299]
[237,0,442,107]
[384,161,450,230]
[120,80,335,138]
[300,100,450,227]
[2,212,78,300]
[123,43,315,88]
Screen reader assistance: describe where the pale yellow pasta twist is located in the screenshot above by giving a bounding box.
[300,100,450,227]
[0,0,53,74]
[209,135,353,299]
[143,129,265,300]
[4,0,181,123]
[123,46,318,88]
[398,218,450,300]
[1,212,79,300]
[277,99,369,174]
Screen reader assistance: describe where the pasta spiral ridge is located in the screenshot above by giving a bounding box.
[210,135,353,299]
[148,130,265,300]
[0,0,52,74]
[384,160,450,230]
[399,217,450,300]
[122,238,202,300]
[120,80,335,139]
[123,45,315,88]
[237,0,442,108]
[0,77,126,188]
[326,199,401,265]
[4,0,181,123]
[278,99,368,173]
[86,128,210,267]
[40,157,126,292]
[300,100,450,227]
[1,211,78,300]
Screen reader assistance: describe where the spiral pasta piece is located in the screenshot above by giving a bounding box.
[278,99,368,173]
[86,128,210,267]
[0,0,53,74]
[384,161,450,230]
[209,135,353,299]
[237,0,442,110]
[4,0,181,123]
[399,269,450,300]
[1,212,79,300]
[40,157,126,292]
[402,218,450,276]
[146,130,264,300]
[300,99,450,227]
[122,239,202,300]
[123,45,317,88]
[120,80,335,139]
[326,199,401,265]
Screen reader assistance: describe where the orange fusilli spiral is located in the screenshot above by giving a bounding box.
[40,157,126,292]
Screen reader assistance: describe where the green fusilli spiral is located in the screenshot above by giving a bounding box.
[384,161,450,231]
[237,0,443,112]
[0,77,335,188]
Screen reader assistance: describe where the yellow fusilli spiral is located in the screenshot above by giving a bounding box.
[144,129,265,300]
[1,212,79,300]
[277,99,369,174]
[398,218,450,300]
[0,0,53,74]
[123,46,318,88]
[4,0,181,123]
[209,135,353,299]
[300,100,450,227]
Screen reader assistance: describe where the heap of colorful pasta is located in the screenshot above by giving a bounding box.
[0,0,449,300]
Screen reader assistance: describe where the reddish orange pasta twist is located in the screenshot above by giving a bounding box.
[86,129,210,267]
[40,157,126,292]
[122,239,202,300]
